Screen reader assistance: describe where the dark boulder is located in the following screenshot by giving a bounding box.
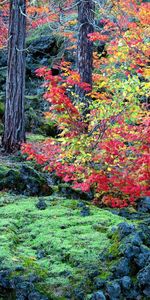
[74,288,85,300]
[124,245,140,259]
[106,281,121,299]
[118,223,135,240]
[0,163,52,196]
[113,258,130,277]
[137,197,150,213]
[80,206,90,217]
[137,264,150,287]
[135,252,150,268]
[121,276,132,290]
[91,291,106,300]
[94,278,106,289]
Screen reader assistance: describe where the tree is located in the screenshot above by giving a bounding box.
[77,0,95,102]
[22,0,150,207]
[2,0,26,152]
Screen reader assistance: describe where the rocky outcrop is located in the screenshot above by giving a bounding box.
[0,163,52,196]
[90,221,150,300]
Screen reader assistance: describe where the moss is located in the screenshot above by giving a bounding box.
[26,133,46,143]
[0,193,126,298]
[108,231,120,257]
[0,101,4,117]
[97,271,112,280]
[0,164,10,179]
[26,24,54,44]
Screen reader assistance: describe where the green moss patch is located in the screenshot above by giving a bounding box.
[26,133,47,143]
[0,193,126,298]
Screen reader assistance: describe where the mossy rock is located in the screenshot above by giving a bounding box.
[0,163,52,196]
[0,193,126,299]
[0,24,64,136]
[26,25,64,75]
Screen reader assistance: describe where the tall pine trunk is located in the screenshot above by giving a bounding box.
[77,0,95,104]
[2,0,26,152]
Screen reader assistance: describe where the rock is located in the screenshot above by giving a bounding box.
[36,250,46,259]
[135,252,150,268]
[124,245,140,259]
[106,281,121,298]
[19,164,52,196]
[118,223,135,239]
[26,35,62,75]
[28,291,41,300]
[15,266,25,272]
[137,264,150,287]
[143,286,150,297]
[130,233,142,246]
[114,258,130,277]
[77,201,86,208]
[1,169,20,190]
[121,276,132,290]
[91,291,106,300]
[124,287,140,299]
[80,206,90,217]
[36,199,47,210]
[140,245,150,256]
[16,296,26,300]
[94,278,106,289]
[29,275,39,283]
[137,197,150,213]
[74,288,85,300]
[139,225,150,247]
[0,163,52,196]
[0,25,64,135]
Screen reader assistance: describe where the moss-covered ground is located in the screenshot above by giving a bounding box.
[0,192,126,299]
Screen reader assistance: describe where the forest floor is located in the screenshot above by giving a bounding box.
[0,135,150,300]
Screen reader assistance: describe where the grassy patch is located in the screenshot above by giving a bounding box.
[0,193,126,298]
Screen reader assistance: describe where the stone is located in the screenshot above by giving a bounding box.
[139,225,150,247]
[91,291,106,300]
[124,287,140,299]
[94,278,106,289]
[124,245,140,259]
[74,288,85,300]
[36,199,47,210]
[137,197,150,213]
[80,206,90,217]
[114,258,130,277]
[16,296,26,300]
[143,286,150,297]
[130,233,142,246]
[77,201,86,208]
[28,291,41,300]
[121,276,132,290]
[137,265,150,287]
[15,266,25,272]
[88,269,99,279]
[36,250,46,259]
[118,222,135,239]
[106,282,121,298]
[135,252,150,268]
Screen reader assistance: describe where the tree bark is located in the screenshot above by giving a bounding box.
[77,0,95,103]
[2,0,26,152]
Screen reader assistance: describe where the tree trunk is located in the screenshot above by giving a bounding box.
[77,0,95,103]
[2,0,26,153]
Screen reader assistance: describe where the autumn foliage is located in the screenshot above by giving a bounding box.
[22,0,150,208]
